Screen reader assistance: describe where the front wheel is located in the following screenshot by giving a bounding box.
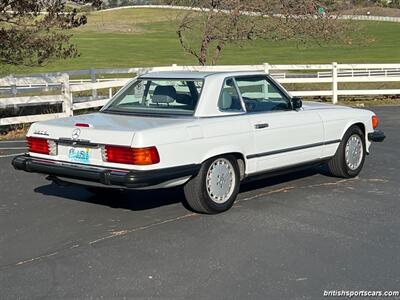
[183,155,240,214]
[326,125,366,178]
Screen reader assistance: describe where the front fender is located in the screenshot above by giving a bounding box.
[340,116,373,153]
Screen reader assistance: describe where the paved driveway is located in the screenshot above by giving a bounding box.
[0,106,399,299]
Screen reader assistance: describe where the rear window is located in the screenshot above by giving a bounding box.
[103,79,204,116]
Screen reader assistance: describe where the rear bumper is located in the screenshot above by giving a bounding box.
[12,155,200,189]
[368,130,386,142]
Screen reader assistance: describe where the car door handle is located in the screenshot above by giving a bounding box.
[254,123,269,129]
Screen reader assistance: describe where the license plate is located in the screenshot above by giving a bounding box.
[68,147,90,164]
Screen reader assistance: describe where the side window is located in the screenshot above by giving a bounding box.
[218,78,243,112]
[235,76,290,113]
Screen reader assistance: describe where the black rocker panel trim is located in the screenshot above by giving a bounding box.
[246,139,341,160]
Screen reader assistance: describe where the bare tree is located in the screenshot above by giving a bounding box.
[175,0,354,65]
[0,0,102,67]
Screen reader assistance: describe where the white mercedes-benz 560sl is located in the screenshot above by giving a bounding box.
[12,71,385,213]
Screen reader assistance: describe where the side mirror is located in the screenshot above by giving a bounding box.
[292,97,302,110]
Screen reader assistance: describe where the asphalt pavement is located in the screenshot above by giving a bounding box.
[0,106,399,299]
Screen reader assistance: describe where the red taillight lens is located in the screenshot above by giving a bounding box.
[104,145,160,165]
[75,123,90,127]
[27,137,50,155]
[372,115,379,129]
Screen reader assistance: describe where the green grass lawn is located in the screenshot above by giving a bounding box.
[1,8,400,76]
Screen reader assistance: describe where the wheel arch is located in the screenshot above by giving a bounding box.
[352,122,366,136]
[340,121,369,153]
[201,150,246,181]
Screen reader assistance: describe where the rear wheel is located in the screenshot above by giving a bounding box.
[327,125,366,178]
[184,155,240,214]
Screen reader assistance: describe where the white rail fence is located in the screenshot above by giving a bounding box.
[1,63,400,127]
[102,5,400,23]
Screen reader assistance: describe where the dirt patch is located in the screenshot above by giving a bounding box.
[339,97,400,107]
[0,127,28,141]
[78,22,147,34]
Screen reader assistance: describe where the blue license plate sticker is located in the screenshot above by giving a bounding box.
[68,147,90,164]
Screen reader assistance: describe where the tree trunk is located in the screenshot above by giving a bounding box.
[198,35,211,66]
[211,40,225,65]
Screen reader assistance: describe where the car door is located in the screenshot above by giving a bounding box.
[234,75,324,173]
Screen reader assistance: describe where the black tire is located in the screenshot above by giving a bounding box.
[183,155,240,214]
[327,125,366,178]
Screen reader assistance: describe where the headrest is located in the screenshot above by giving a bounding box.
[220,91,233,110]
[153,85,176,104]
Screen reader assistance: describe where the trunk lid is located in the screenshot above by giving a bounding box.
[30,112,192,146]
[29,112,194,167]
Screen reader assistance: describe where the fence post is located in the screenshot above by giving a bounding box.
[90,68,97,99]
[263,63,271,98]
[263,63,270,75]
[61,73,73,116]
[10,74,17,97]
[9,74,18,110]
[332,62,338,104]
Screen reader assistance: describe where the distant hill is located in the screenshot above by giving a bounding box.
[1,7,400,75]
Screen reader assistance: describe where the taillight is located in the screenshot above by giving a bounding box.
[104,145,160,165]
[372,115,379,129]
[26,137,57,155]
[75,123,91,127]
[27,137,49,154]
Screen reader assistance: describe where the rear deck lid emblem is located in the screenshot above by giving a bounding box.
[72,128,81,140]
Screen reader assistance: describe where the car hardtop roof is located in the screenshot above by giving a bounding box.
[139,70,267,80]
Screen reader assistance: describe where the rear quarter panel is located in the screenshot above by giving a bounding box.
[133,115,255,172]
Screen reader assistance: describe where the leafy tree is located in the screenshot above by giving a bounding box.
[389,0,400,8]
[0,0,102,68]
[108,0,120,7]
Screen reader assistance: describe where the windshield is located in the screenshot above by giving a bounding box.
[102,78,204,116]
